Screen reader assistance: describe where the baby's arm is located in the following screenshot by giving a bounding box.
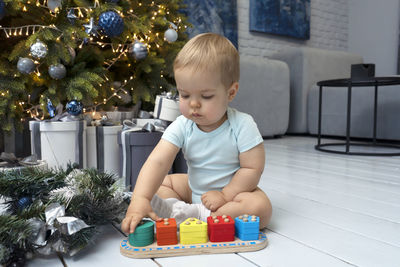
[201,143,265,211]
[121,139,179,233]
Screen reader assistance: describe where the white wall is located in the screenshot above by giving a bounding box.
[348,0,399,75]
[238,0,349,58]
[237,0,400,74]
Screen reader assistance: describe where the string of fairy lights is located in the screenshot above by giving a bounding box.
[0,0,186,120]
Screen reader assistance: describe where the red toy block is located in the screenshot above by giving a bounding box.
[207,215,235,242]
[156,218,178,246]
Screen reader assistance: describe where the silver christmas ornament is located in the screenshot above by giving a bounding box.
[164,28,178,42]
[67,9,78,24]
[84,17,100,36]
[30,40,48,59]
[129,41,148,60]
[47,0,62,12]
[17,57,35,74]
[48,63,67,79]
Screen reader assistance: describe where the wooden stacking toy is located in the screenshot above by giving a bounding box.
[120,215,267,259]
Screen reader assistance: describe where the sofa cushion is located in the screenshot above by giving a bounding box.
[271,47,363,133]
[231,56,290,137]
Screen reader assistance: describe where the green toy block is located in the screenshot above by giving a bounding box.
[128,219,155,247]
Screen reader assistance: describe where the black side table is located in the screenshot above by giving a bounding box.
[315,76,400,156]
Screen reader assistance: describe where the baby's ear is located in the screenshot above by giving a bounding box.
[228,82,239,101]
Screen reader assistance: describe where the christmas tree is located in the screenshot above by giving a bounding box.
[0,0,190,132]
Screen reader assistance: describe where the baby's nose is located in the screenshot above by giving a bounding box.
[190,99,200,108]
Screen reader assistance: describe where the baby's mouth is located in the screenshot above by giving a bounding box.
[192,113,201,117]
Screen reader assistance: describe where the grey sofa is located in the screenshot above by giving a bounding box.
[272,46,400,141]
[231,56,290,138]
[271,47,363,134]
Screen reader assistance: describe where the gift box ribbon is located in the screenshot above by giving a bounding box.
[96,126,105,172]
[75,120,84,168]
[29,202,90,256]
[30,121,42,159]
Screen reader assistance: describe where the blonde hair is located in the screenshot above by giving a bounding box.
[173,33,239,88]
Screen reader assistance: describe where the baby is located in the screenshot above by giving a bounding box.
[122,33,272,234]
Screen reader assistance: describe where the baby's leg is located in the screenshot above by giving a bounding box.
[153,174,210,224]
[213,188,272,229]
[150,174,191,219]
[156,173,192,203]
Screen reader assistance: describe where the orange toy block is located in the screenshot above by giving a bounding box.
[207,215,235,242]
[156,218,178,246]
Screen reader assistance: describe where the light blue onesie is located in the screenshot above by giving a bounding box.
[162,107,263,204]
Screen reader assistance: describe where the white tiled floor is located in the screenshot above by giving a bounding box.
[27,136,400,266]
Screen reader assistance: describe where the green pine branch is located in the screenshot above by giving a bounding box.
[0,167,66,200]
[0,215,34,251]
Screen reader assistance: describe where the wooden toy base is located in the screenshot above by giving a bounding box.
[120,232,267,258]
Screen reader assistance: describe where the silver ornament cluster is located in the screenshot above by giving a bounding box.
[48,63,67,79]
[129,41,148,60]
[30,40,48,59]
[17,57,35,74]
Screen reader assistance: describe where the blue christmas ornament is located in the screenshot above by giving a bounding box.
[0,0,6,20]
[98,11,124,37]
[47,99,56,117]
[66,100,83,116]
[17,197,32,210]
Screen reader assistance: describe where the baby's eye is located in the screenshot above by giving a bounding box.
[202,95,214,99]
[180,94,189,99]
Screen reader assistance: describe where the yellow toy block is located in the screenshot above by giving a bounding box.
[179,218,208,245]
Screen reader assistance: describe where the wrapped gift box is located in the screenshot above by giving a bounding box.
[38,121,87,169]
[118,129,163,190]
[2,120,31,158]
[153,95,181,122]
[86,125,122,176]
[118,126,187,190]
[106,111,135,124]
[173,150,187,174]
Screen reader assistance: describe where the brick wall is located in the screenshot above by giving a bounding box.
[238,0,349,58]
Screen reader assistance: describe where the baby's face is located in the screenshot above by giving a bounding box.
[175,68,237,132]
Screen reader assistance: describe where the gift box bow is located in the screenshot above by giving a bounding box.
[28,202,90,256]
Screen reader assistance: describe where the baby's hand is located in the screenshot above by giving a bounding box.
[121,195,159,234]
[201,191,227,212]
